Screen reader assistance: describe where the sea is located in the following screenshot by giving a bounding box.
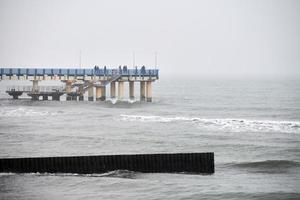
[0,77,299,200]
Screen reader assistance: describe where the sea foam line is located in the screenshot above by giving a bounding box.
[0,107,59,117]
[120,114,300,133]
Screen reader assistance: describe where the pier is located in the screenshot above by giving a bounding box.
[0,67,159,102]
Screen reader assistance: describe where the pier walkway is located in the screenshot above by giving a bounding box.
[0,67,159,102]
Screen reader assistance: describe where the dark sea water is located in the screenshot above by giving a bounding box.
[0,77,300,200]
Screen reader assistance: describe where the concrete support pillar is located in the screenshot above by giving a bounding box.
[101,85,106,101]
[71,95,77,101]
[78,85,84,101]
[140,81,146,101]
[146,81,152,102]
[52,95,60,101]
[129,81,134,100]
[88,83,94,101]
[96,86,106,101]
[65,80,72,101]
[118,81,124,100]
[96,87,101,101]
[43,95,48,101]
[110,82,116,98]
[32,80,39,93]
[31,95,39,101]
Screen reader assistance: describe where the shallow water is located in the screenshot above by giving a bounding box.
[0,78,300,199]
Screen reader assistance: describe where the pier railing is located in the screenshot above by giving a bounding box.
[0,68,159,77]
[6,86,64,92]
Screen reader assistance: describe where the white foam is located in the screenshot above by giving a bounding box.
[0,107,59,117]
[107,98,138,104]
[120,114,300,133]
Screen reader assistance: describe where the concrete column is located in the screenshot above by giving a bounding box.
[32,80,39,93]
[71,95,77,101]
[140,81,146,101]
[101,85,106,101]
[78,85,84,101]
[96,86,106,101]
[110,82,116,98]
[129,81,134,100]
[52,94,60,101]
[65,80,72,101]
[78,95,84,101]
[118,81,124,100]
[96,86,101,101]
[42,95,48,100]
[31,94,39,101]
[88,84,94,101]
[146,81,152,102]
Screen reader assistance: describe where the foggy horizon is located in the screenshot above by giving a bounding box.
[0,0,299,78]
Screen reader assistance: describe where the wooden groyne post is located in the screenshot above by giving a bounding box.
[0,153,214,174]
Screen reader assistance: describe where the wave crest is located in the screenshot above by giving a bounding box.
[120,114,300,133]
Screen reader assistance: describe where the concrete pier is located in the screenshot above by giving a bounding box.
[110,82,116,99]
[129,81,134,100]
[146,81,152,102]
[140,81,146,101]
[118,81,124,100]
[1,67,159,102]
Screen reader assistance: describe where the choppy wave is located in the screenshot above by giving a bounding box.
[0,107,61,117]
[120,114,300,133]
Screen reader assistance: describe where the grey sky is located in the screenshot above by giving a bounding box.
[0,0,299,78]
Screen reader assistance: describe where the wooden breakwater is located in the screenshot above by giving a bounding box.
[0,152,214,174]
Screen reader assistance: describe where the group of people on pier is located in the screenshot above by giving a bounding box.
[94,65,147,76]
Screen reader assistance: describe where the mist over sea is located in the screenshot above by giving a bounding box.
[0,77,300,200]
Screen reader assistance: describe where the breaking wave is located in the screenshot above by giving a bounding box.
[0,170,139,179]
[120,114,300,133]
[98,170,139,179]
[106,98,138,105]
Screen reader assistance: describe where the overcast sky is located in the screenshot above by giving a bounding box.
[0,0,299,78]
